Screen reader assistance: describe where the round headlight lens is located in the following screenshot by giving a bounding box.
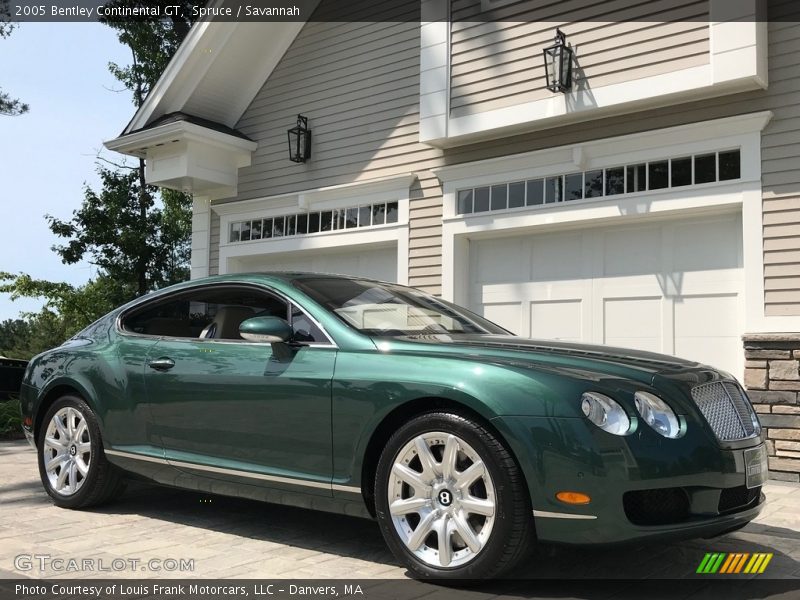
[580,392,631,436]
[634,391,681,438]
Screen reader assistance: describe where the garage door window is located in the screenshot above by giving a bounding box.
[455,149,741,216]
[230,201,399,243]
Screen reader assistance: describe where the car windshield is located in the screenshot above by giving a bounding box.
[293,277,508,337]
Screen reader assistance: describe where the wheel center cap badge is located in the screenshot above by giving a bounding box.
[438,489,453,506]
[69,445,77,456]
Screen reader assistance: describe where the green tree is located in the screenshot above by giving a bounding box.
[42,2,200,298]
[0,318,30,358]
[0,274,130,358]
[0,2,199,355]
[47,168,191,296]
[0,0,29,116]
[101,1,200,107]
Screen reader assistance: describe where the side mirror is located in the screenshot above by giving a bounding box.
[239,316,292,343]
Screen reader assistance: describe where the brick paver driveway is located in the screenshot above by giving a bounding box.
[2,440,800,581]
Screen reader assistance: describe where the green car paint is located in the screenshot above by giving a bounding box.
[19,273,765,544]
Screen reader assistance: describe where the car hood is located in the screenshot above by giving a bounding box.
[377,333,720,386]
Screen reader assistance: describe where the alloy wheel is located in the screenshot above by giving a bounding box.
[43,406,91,496]
[387,431,496,568]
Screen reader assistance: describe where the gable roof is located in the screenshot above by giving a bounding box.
[119,6,317,136]
[126,111,253,141]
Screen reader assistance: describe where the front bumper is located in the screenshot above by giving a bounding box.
[493,415,766,545]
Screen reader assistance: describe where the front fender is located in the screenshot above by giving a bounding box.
[330,350,602,487]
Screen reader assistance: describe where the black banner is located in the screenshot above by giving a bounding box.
[2,0,793,23]
[2,579,800,600]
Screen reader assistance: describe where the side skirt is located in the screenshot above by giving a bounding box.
[104,448,371,520]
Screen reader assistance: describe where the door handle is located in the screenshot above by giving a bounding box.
[148,357,175,371]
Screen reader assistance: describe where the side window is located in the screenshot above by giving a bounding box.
[123,298,196,338]
[290,304,328,343]
[121,287,290,341]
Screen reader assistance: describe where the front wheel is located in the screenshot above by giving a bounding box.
[37,395,125,509]
[375,412,534,580]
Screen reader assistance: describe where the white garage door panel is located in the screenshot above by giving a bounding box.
[532,232,585,281]
[603,297,662,352]
[469,213,744,377]
[602,226,661,277]
[232,246,397,282]
[531,300,583,342]
[473,237,526,284]
[674,294,741,371]
[673,219,741,272]
[483,302,523,334]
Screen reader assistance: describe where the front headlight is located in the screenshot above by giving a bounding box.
[634,391,681,438]
[581,392,631,435]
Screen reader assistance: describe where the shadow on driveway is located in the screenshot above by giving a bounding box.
[85,480,800,581]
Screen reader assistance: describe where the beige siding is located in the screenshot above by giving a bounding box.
[207,3,445,291]
[208,0,800,315]
[449,0,710,118]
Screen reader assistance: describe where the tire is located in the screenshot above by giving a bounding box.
[37,395,125,509]
[375,411,534,580]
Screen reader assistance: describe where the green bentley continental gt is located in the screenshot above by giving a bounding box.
[19,273,767,579]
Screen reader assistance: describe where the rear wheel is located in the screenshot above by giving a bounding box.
[37,395,125,508]
[375,411,534,580]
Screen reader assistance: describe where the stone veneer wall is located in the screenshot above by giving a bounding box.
[743,334,800,482]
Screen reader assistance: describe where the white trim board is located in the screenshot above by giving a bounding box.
[212,173,418,217]
[419,0,767,146]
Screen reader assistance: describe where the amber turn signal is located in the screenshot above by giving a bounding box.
[556,491,591,505]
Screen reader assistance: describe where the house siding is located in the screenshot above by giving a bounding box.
[450,0,710,118]
[207,0,800,314]
[214,9,445,292]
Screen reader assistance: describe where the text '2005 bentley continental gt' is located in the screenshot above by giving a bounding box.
[19,273,767,580]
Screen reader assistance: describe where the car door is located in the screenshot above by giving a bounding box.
[140,284,336,495]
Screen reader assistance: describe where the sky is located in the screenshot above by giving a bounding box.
[0,22,133,321]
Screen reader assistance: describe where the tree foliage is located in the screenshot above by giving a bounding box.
[1,2,200,354]
[0,0,29,116]
[34,2,199,300]
[0,274,130,358]
[47,168,191,296]
[101,1,200,106]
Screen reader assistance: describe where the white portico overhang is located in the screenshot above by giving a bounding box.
[104,116,258,200]
[103,16,313,199]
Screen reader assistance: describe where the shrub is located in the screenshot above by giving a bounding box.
[0,398,22,436]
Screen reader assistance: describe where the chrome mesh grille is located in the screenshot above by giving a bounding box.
[691,382,758,441]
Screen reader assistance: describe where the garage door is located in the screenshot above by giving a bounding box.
[469,213,744,376]
[231,245,397,282]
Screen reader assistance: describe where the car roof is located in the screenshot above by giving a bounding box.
[114,272,402,315]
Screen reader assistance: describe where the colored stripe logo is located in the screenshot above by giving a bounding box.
[696,552,773,574]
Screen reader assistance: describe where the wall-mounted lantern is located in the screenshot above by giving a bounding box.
[287,114,312,163]
[543,29,573,93]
